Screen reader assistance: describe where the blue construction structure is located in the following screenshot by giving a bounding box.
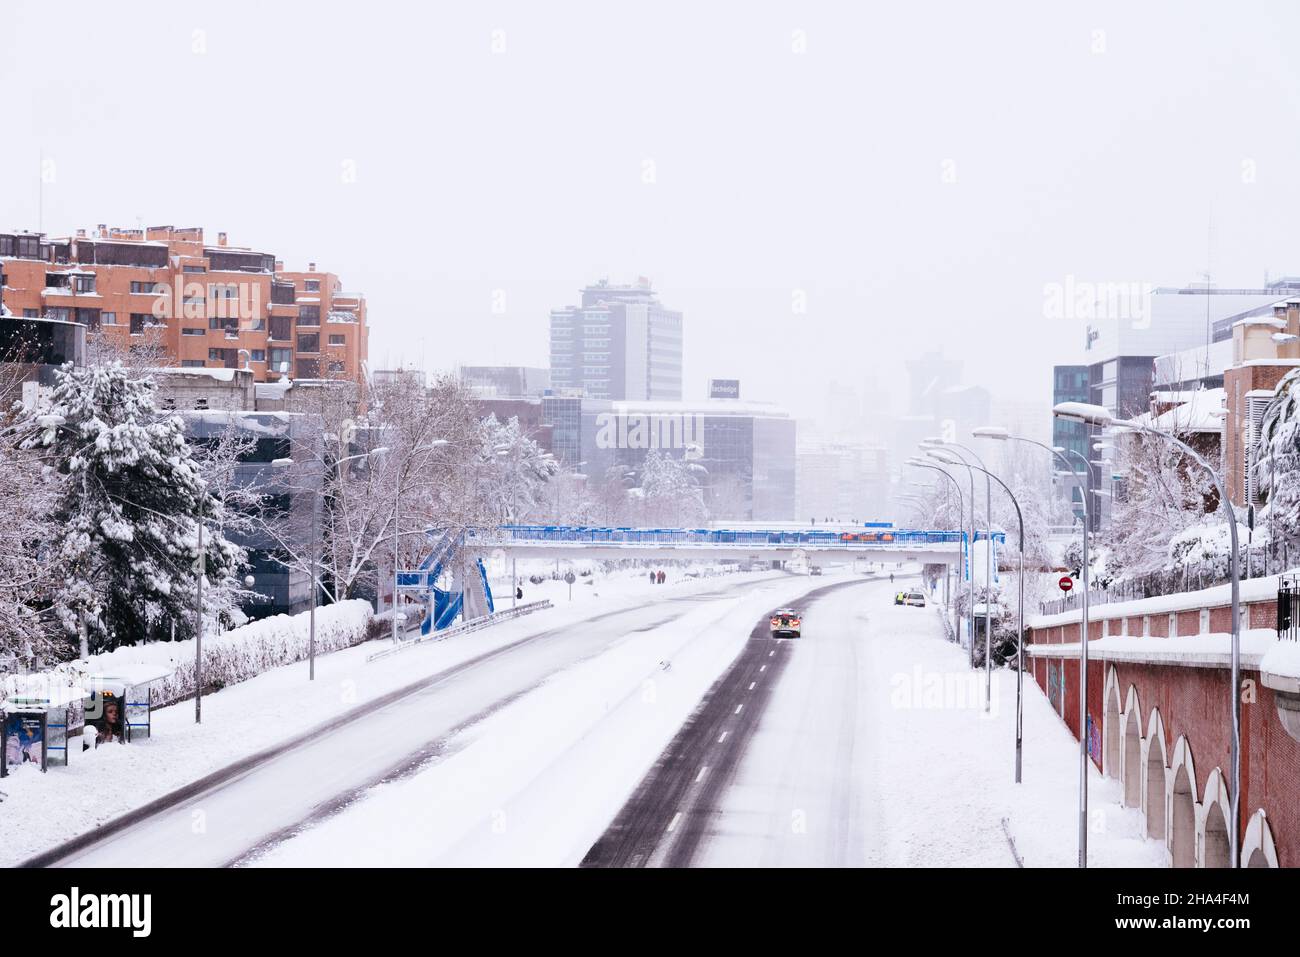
[397,529,496,635]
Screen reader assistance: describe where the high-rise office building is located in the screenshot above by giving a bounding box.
[549,278,682,401]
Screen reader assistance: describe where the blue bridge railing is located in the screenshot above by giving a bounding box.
[470,525,977,548]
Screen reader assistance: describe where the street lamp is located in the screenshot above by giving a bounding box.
[905,458,966,638]
[387,440,448,644]
[975,423,1093,865]
[918,447,977,664]
[925,446,992,695]
[1054,399,1244,867]
[275,446,388,680]
[950,451,1027,783]
[923,437,996,701]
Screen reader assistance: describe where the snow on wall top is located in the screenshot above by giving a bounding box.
[1027,571,1288,630]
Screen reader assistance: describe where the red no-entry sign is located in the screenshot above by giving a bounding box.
[1058,576,1074,593]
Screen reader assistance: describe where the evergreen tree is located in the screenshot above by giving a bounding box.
[24,363,244,653]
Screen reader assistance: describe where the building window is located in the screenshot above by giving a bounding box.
[183,264,206,273]
[270,347,292,372]
[297,358,320,378]
[182,327,206,336]
[130,281,160,294]
[328,361,345,373]
[74,274,96,294]
[22,309,38,318]
[251,349,266,362]
[304,279,320,293]
[44,274,70,290]
[329,334,346,346]
[129,313,156,334]
[181,359,205,368]
[270,316,292,340]
[298,305,320,326]
[297,333,319,353]
[45,307,71,322]
[101,311,117,325]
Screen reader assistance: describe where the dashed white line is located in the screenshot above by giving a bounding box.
[667,811,682,833]
[760,664,766,672]
[717,731,728,743]
[695,766,709,783]
[749,681,756,690]
[735,704,744,714]
[769,650,775,657]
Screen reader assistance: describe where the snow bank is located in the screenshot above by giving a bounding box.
[1260,638,1300,681]
[1028,628,1278,668]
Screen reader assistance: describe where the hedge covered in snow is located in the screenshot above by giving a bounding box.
[52,600,376,709]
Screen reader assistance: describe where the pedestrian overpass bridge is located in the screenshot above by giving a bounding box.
[463,524,992,564]
[396,524,1000,635]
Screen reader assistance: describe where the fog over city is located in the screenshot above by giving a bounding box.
[6,0,1300,430]
[6,0,1300,904]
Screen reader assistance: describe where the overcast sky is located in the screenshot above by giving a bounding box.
[5,0,1300,426]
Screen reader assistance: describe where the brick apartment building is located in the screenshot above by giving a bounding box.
[0,225,368,383]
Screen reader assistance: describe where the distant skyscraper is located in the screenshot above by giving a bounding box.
[549,278,683,401]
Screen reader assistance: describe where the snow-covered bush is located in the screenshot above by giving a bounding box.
[90,599,374,707]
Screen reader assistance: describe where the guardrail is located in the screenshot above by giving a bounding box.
[365,599,553,662]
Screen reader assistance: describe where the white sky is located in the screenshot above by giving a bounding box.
[4,0,1300,427]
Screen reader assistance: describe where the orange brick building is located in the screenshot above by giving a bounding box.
[0,225,368,383]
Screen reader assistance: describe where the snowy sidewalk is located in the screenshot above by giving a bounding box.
[863,593,1168,867]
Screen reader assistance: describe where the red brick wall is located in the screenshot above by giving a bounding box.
[1027,592,1298,865]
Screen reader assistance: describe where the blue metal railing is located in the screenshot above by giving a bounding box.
[471,525,977,548]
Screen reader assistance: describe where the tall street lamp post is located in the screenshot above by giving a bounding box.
[905,458,966,641]
[919,444,977,662]
[974,424,1092,865]
[1054,400,1243,867]
[954,452,1027,783]
[390,440,447,645]
[924,443,994,705]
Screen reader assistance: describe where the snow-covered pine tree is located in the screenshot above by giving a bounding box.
[24,362,245,653]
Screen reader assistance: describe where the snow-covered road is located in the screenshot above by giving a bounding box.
[46,586,757,867]
[592,576,1169,868]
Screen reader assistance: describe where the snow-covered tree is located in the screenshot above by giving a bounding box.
[22,362,245,653]
[477,413,559,524]
[1253,367,1300,551]
[262,372,488,603]
[0,362,65,662]
[1101,427,1219,577]
[637,449,707,527]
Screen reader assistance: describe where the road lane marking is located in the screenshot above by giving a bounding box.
[769,650,775,657]
[717,731,728,743]
[760,665,766,672]
[749,681,756,690]
[735,704,743,714]
[695,766,708,783]
[667,812,682,833]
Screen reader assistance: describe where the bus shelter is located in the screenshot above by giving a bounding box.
[1,680,87,776]
[85,666,171,745]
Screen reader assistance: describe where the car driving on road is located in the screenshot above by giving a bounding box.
[769,608,802,638]
[902,591,926,607]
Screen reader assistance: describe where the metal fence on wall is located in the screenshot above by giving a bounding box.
[1038,539,1298,617]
